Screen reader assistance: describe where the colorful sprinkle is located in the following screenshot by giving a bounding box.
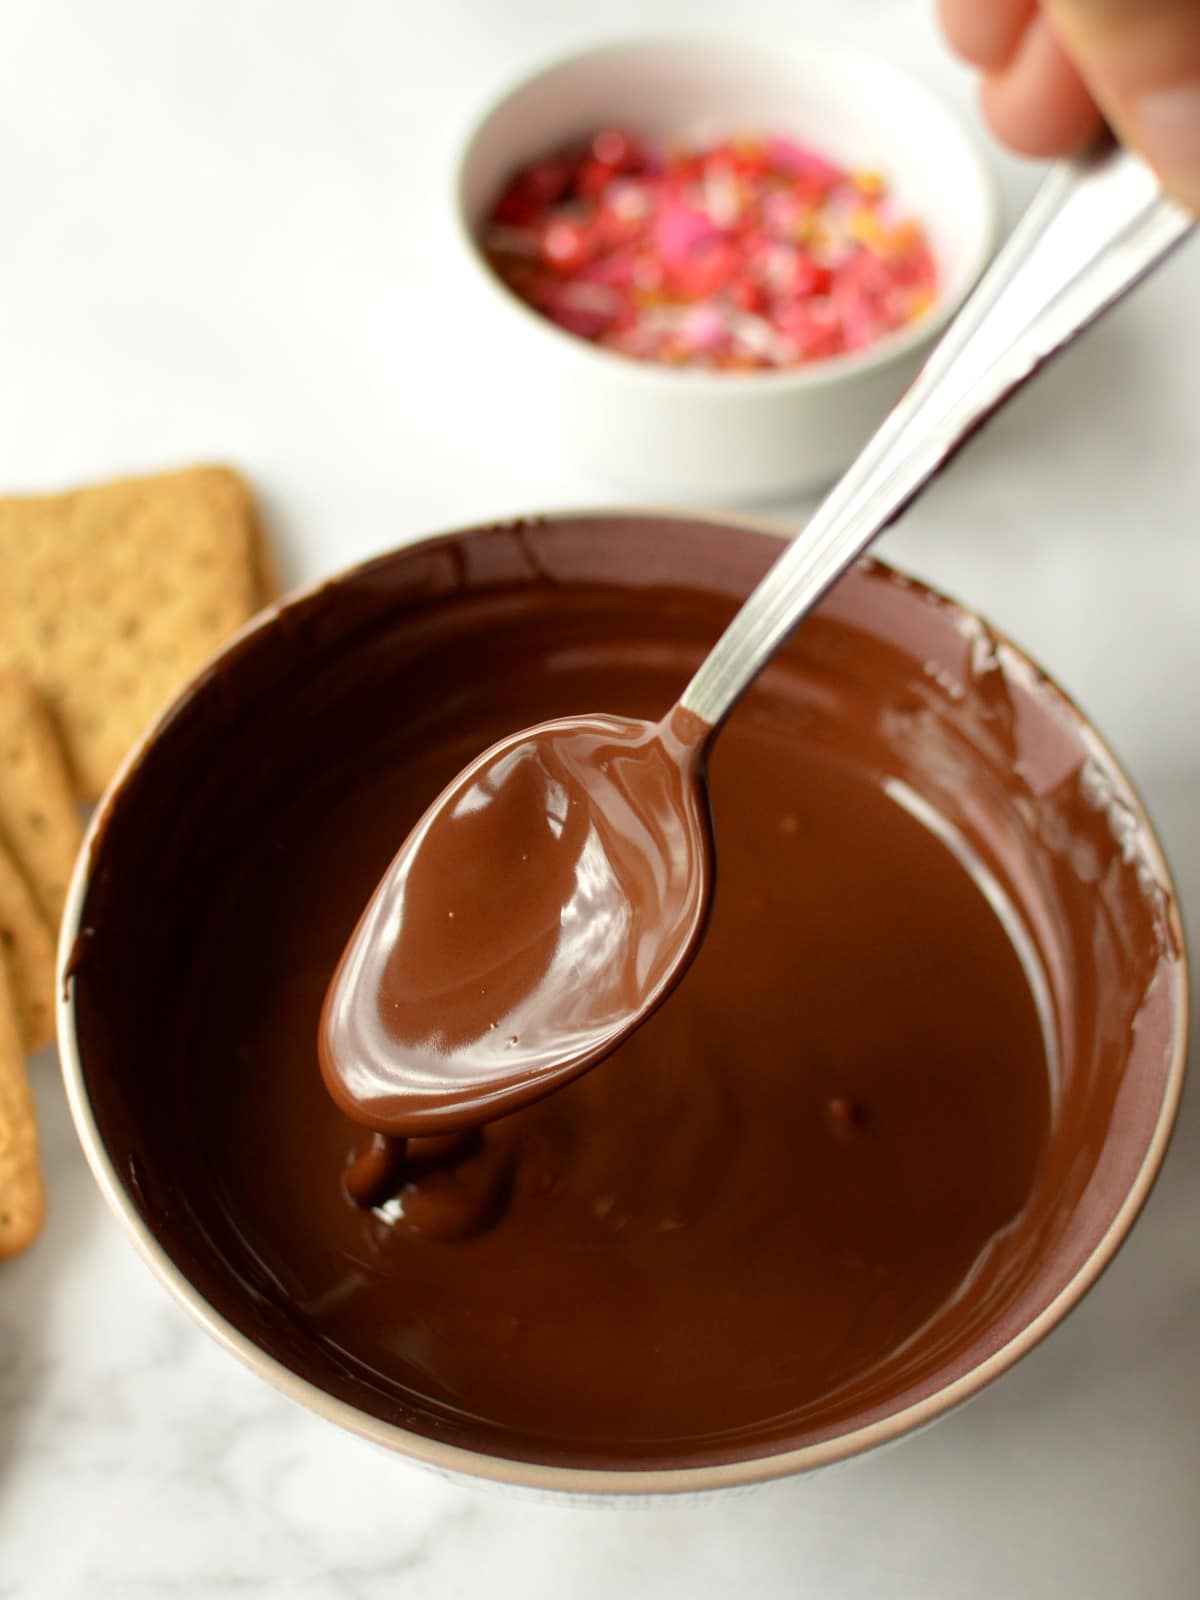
[481,129,938,372]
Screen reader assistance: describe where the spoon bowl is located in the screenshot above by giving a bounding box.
[320,709,714,1134]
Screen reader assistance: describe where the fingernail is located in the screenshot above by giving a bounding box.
[1133,82,1200,211]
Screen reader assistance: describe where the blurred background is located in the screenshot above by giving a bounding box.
[1,1,1197,1596]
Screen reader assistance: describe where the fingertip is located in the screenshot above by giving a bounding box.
[981,75,1104,157]
[938,0,1037,71]
[980,13,1104,157]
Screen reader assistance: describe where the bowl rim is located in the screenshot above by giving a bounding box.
[451,32,1001,395]
[58,508,1189,1497]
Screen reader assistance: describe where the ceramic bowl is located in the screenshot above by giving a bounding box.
[60,513,1186,1495]
[454,37,998,502]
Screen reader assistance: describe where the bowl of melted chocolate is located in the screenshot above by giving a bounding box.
[60,513,1187,1493]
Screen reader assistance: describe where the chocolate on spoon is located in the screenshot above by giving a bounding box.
[322,708,711,1137]
[320,144,1192,1156]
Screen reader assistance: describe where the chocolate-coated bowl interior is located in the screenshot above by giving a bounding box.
[64,514,1185,1483]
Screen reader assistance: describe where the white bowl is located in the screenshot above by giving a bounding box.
[454,35,998,503]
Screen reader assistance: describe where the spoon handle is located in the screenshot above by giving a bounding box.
[680,143,1194,732]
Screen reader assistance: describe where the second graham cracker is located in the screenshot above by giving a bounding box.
[0,465,270,800]
[0,942,47,1259]
[0,673,84,930]
[0,841,56,1052]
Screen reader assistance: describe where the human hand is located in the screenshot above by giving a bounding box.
[939,0,1200,213]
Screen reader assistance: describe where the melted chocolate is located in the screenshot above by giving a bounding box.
[320,708,711,1136]
[69,518,1182,1471]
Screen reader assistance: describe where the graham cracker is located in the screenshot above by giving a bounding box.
[0,465,272,800]
[0,840,56,1052]
[0,672,84,929]
[0,943,46,1258]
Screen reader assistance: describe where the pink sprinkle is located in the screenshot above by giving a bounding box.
[585,245,639,287]
[765,137,844,187]
[654,199,719,269]
[680,304,728,353]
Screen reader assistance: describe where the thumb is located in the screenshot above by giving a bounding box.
[1047,0,1200,213]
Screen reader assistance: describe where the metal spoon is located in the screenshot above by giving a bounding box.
[322,144,1193,1139]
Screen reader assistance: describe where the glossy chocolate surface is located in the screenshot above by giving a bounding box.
[70,517,1182,1470]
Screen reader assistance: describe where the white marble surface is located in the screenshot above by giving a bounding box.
[1,1,1198,1594]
